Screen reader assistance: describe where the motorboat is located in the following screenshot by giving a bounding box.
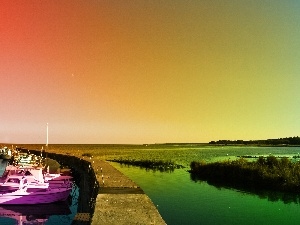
[0,165,73,205]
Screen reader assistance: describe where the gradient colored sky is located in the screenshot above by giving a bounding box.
[1,1,300,144]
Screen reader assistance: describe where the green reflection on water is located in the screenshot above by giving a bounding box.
[113,162,300,225]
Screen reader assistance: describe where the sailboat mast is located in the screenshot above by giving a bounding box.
[46,123,49,147]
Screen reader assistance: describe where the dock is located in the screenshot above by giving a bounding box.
[91,160,166,225]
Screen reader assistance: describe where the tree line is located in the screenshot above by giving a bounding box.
[209,136,300,146]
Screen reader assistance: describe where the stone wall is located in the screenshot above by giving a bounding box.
[23,150,100,225]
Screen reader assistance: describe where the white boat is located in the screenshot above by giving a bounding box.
[0,165,73,205]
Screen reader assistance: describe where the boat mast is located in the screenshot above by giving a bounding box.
[42,122,49,164]
[46,122,49,148]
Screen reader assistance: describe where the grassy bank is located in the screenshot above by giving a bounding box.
[189,156,300,193]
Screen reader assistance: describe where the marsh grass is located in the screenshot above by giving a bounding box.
[107,159,185,172]
[190,156,300,193]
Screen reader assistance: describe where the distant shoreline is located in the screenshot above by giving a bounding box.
[156,143,300,147]
[208,144,300,147]
[209,136,300,146]
[1,142,300,148]
[149,142,300,147]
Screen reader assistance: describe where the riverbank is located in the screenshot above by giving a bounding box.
[44,148,166,225]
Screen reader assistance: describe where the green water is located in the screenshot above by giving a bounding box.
[5,144,300,224]
[114,163,300,225]
[107,145,300,225]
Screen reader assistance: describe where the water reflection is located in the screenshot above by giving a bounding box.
[117,163,177,173]
[0,201,71,225]
[190,173,300,205]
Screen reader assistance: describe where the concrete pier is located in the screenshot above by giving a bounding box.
[92,160,166,225]
[25,149,166,225]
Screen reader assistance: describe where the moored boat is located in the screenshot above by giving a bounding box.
[0,164,73,205]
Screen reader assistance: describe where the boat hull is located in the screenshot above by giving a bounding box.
[0,187,72,205]
[2,155,11,160]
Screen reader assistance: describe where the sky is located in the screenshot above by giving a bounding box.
[1,1,300,144]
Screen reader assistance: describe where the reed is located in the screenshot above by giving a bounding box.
[82,153,93,157]
[107,159,184,172]
[189,156,300,193]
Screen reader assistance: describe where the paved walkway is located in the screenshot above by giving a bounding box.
[91,160,166,225]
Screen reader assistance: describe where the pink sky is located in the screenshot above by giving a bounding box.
[1,1,300,144]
